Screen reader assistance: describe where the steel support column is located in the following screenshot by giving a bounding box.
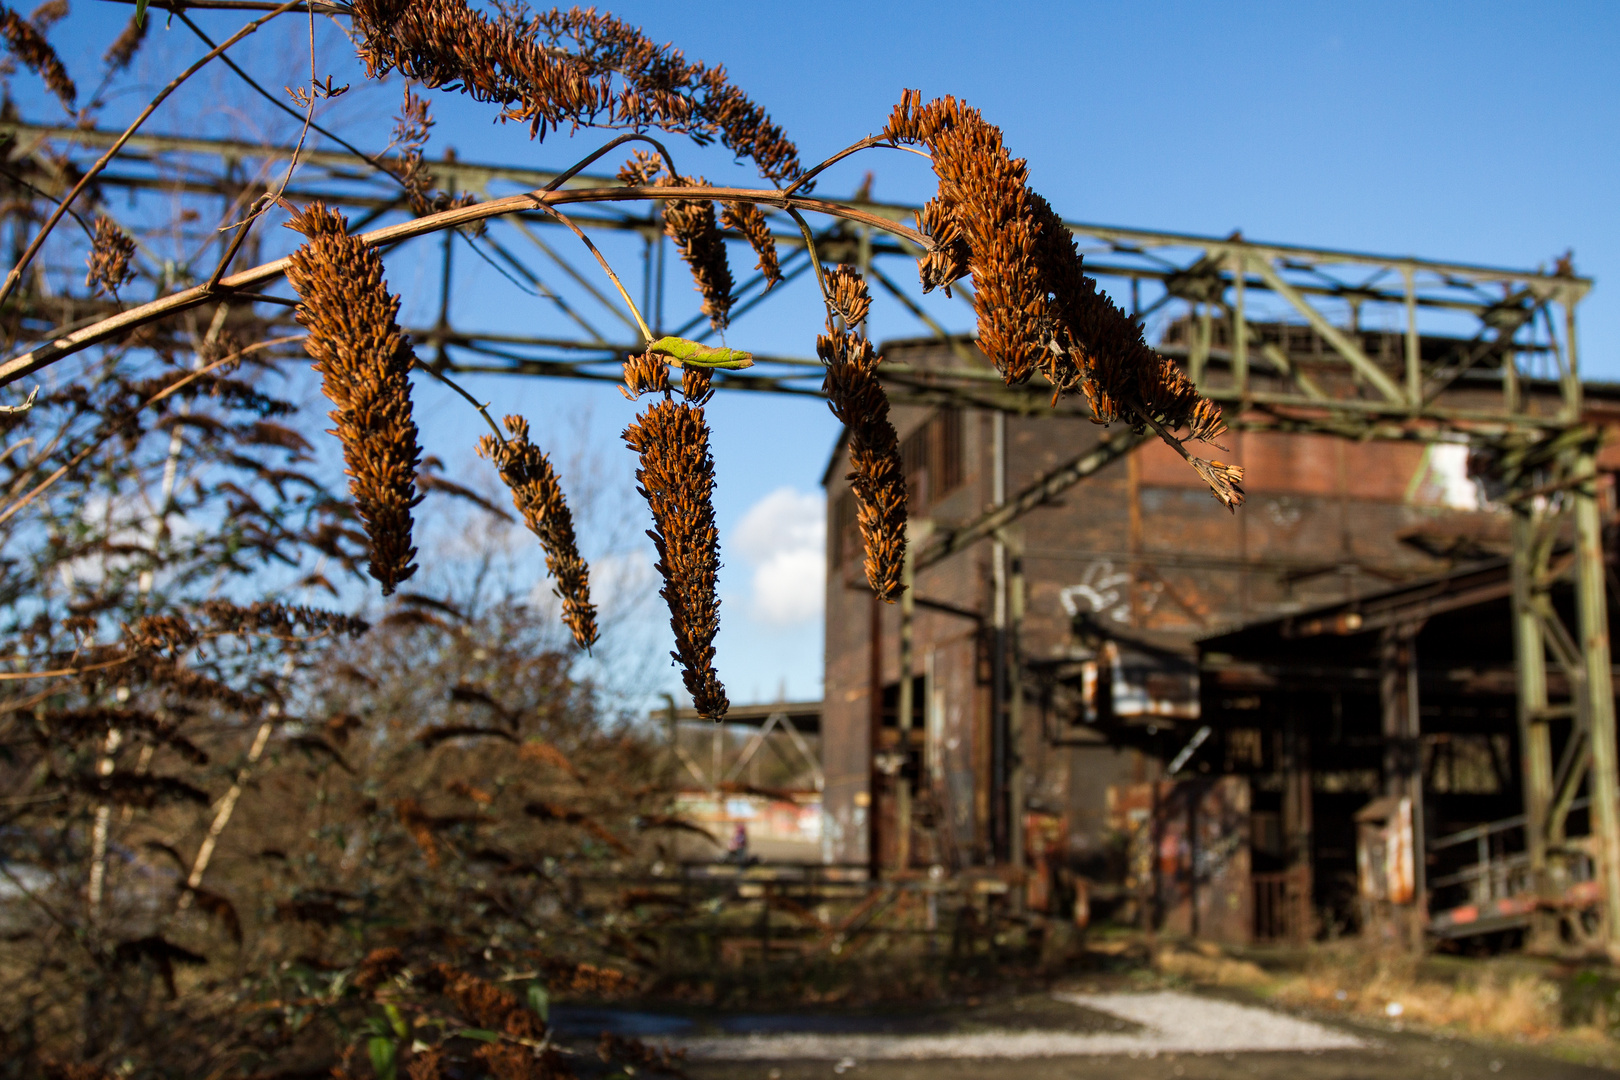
[1511,505,1557,946]
[1573,447,1620,953]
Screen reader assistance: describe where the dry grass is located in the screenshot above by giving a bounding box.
[1264,946,1560,1039]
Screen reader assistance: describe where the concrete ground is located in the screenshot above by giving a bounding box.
[559,989,1617,1080]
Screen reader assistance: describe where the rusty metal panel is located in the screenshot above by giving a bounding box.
[1194,777,1253,944]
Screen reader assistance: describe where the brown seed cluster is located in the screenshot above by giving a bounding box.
[825,264,871,328]
[284,201,424,594]
[84,214,135,297]
[348,0,802,185]
[476,414,598,651]
[884,91,1044,384]
[720,200,780,289]
[655,175,733,332]
[620,348,670,399]
[884,89,1243,509]
[387,86,480,222]
[102,12,145,73]
[622,366,728,720]
[819,329,906,601]
[0,2,73,110]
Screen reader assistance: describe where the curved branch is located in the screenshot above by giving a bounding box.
[781,134,931,199]
[0,185,935,388]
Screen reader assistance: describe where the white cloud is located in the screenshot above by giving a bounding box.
[732,487,825,627]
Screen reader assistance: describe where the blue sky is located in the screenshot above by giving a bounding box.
[29,1,1620,711]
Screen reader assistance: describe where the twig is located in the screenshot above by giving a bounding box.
[0,336,300,528]
[531,200,654,344]
[543,131,681,193]
[781,134,930,198]
[784,206,831,314]
[0,655,132,681]
[0,184,934,387]
[411,358,503,441]
[0,0,307,309]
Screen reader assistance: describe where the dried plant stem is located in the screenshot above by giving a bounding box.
[532,201,654,343]
[0,184,934,388]
[781,134,931,198]
[412,359,503,441]
[784,206,833,314]
[0,337,301,529]
[176,718,274,911]
[0,0,306,309]
[544,132,681,193]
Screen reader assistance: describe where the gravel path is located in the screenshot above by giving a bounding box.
[674,990,1367,1060]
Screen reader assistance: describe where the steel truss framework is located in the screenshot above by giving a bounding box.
[3,121,1614,946]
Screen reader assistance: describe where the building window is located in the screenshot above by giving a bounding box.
[899,408,965,507]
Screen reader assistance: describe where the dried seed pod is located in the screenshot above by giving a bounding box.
[284,201,423,595]
[825,264,871,328]
[680,366,714,405]
[476,415,599,650]
[617,149,665,187]
[656,175,733,331]
[888,89,1236,502]
[102,12,145,73]
[721,200,781,289]
[914,196,970,296]
[884,93,1046,383]
[819,329,907,601]
[0,3,73,110]
[620,350,670,399]
[1190,457,1246,512]
[84,214,135,297]
[349,1,803,185]
[623,399,728,719]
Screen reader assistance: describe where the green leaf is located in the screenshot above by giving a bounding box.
[134,0,147,27]
[455,1028,501,1043]
[384,1003,409,1039]
[646,336,754,369]
[527,981,550,1023]
[366,1035,397,1080]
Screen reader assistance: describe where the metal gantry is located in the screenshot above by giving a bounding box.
[3,120,1613,948]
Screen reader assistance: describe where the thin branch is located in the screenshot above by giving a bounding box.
[543,132,681,193]
[531,200,654,345]
[0,0,308,309]
[781,134,929,198]
[0,184,934,387]
[0,336,301,528]
[0,656,132,681]
[784,206,831,314]
[411,358,502,441]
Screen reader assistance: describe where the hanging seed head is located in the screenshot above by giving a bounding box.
[720,200,781,290]
[680,366,714,405]
[819,329,907,601]
[348,1,802,185]
[102,12,145,73]
[623,399,728,719]
[825,264,872,328]
[887,89,1236,504]
[0,3,74,110]
[914,196,970,296]
[476,416,598,649]
[621,350,670,400]
[617,149,665,187]
[1190,457,1246,512]
[656,175,734,331]
[284,201,423,595]
[85,214,135,297]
